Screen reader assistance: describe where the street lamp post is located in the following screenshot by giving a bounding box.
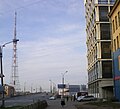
[49,80,56,94]
[61,71,68,98]
[49,80,52,93]
[31,83,33,93]
[0,46,5,108]
[0,39,19,107]
[52,82,56,94]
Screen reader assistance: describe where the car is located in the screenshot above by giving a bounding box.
[77,95,96,102]
[49,96,56,100]
[77,96,85,101]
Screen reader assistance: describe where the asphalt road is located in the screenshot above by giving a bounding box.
[46,99,78,109]
[0,93,49,107]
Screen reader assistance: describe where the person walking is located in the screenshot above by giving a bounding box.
[66,96,69,101]
[70,95,72,101]
[73,95,76,101]
[61,98,65,107]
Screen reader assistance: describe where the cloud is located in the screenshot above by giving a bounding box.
[58,24,81,33]
[18,34,87,81]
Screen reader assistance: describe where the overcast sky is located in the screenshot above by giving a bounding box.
[0,0,87,92]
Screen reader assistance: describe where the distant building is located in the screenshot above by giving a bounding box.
[4,84,15,97]
[109,0,120,101]
[69,85,87,95]
[58,84,69,96]
[58,84,87,96]
[69,85,81,95]
[85,0,115,99]
[80,85,87,92]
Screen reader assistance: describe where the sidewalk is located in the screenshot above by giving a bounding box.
[46,99,77,109]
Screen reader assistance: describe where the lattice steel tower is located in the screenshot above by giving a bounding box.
[10,12,20,92]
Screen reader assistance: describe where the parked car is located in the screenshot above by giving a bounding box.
[49,96,56,100]
[77,96,85,101]
[77,95,96,102]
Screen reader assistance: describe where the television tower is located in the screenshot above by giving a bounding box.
[10,12,20,92]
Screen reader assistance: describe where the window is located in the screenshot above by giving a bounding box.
[99,6,109,21]
[119,34,120,47]
[101,42,111,59]
[114,39,116,51]
[93,9,96,21]
[110,0,115,4]
[117,36,119,49]
[100,23,110,40]
[98,0,108,4]
[110,6,113,11]
[102,61,112,78]
[115,16,118,30]
[112,20,115,33]
[118,12,120,27]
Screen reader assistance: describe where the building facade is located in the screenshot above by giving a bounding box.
[85,0,115,98]
[109,0,120,101]
[69,85,87,96]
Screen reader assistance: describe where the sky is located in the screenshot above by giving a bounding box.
[0,0,87,92]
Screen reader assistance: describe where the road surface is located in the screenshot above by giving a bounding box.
[46,99,81,109]
[0,93,48,107]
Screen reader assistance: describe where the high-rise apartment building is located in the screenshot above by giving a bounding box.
[109,0,120,101]
[85,0,115,98]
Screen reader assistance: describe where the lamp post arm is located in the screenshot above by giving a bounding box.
[2,41,13,47]
[2,39,19,48]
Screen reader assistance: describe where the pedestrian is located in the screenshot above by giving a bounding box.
[66,96,69,101]
[73,95,76,101]
[70,95,72,101]
[61,98,65,107]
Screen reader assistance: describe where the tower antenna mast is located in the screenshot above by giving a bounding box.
[10,12,20,93]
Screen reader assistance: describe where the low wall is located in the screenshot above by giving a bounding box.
[19,100,48,109]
